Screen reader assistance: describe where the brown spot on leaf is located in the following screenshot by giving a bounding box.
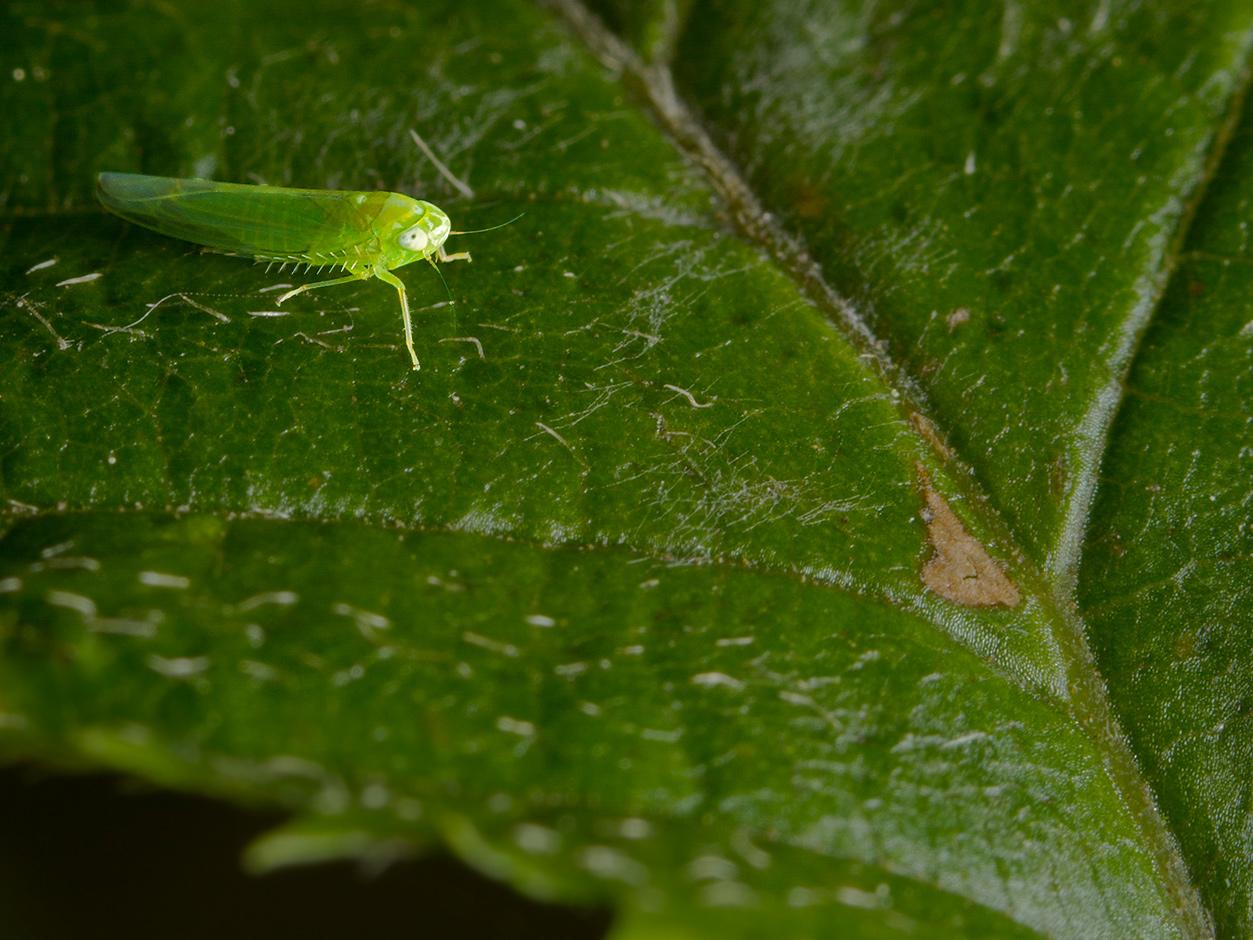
[793,181,828,219]
[1048,451,1068,499]
[917,470,1020,608]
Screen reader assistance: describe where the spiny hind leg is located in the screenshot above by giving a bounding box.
[437,247,472,263]
[374,268,419,370]
[275,269,368,305]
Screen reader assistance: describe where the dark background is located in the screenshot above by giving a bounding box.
[0,767,608,938]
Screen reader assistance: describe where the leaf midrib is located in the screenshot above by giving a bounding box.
[1051,52,1253,595]
[539,2,1250,936]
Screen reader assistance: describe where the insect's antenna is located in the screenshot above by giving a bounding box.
[426,255,455,305]
[449,212,526,236]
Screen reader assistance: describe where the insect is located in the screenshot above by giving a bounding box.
[97,171,515,370]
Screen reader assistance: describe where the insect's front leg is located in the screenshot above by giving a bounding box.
[275,269,369,305]
[373,267,420,371]
[437,247,472,263]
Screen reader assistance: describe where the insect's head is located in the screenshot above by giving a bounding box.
[397,201,452,257]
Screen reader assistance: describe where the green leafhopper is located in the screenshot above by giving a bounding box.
[96,172,513,370]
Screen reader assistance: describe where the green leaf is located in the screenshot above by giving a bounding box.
[0,1,1248,937]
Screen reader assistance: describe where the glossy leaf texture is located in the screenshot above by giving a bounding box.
[0,2,1248,937]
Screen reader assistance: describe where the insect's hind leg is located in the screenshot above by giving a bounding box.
[275,269,368,306]
[374,268,420,371]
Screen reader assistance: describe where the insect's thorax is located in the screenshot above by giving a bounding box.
[246,192,449,274]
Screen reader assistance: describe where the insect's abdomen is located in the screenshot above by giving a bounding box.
[97,173,389,262]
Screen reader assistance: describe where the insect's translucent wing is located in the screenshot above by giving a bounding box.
[97,173,386,257]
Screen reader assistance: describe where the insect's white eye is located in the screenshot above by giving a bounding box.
[401,227,429,251]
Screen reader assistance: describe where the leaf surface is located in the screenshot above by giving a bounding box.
[1,1,1249,936]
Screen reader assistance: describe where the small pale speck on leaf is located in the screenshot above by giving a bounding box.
[946,307,971,331]
[514,823,560,854]
[55,272,102,287]
[147,655,210,678]
[138,570,191,589]
[496,716,536,737]
[917,468,1020,608]
[691,671,745,690]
